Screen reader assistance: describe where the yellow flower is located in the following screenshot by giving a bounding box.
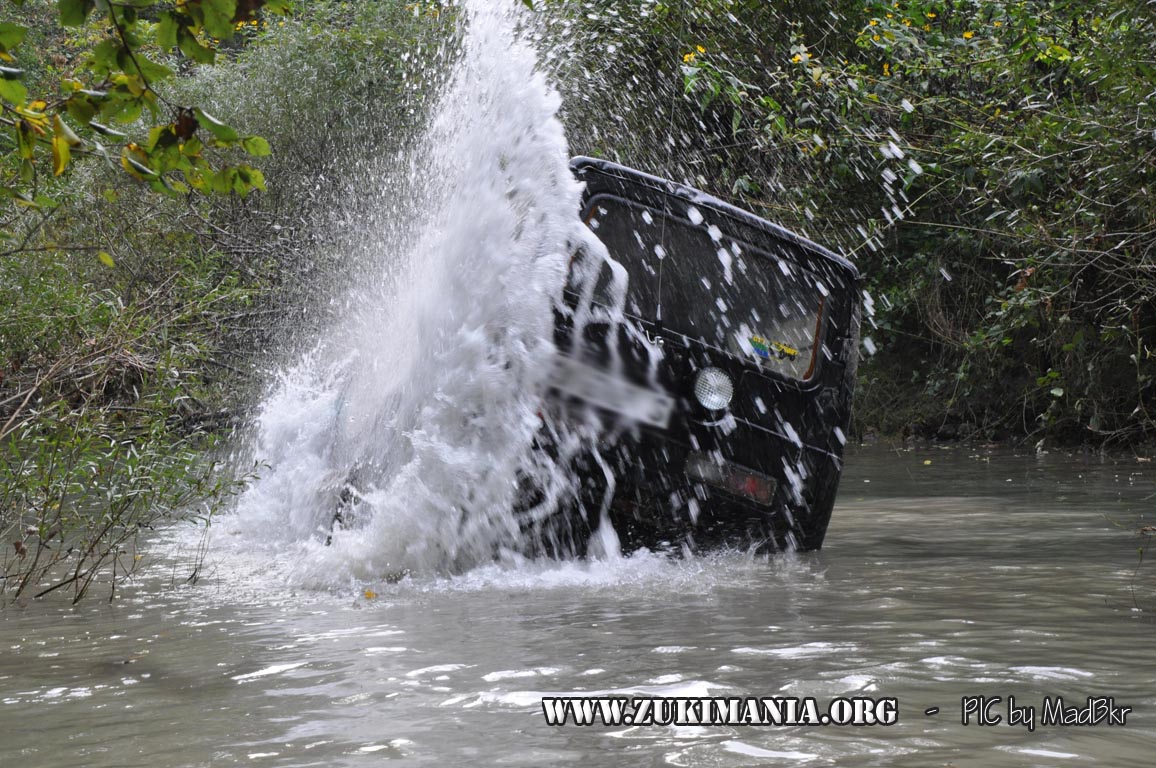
[882,62,890,75]
[993,20,1002,27]
[873,34,881,41]
[923,24,931,31]
[792,53,803,63]
[926,11,936,18]
[886,13,893,18]
[962,30,974,39]
[903,18,911,26]
[683,52,696,63]
[696,45,706,54]
[869,19,877,25]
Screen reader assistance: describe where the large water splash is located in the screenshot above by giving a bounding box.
[226,0,593,585]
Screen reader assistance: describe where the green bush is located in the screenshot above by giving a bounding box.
[0,0,456,602]
[543,0,1156,444]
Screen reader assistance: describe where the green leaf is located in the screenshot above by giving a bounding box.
[241,135,270,156]
[156,11,179,51]
[149,175,183,197]
[233,166,252,194]
[15,120,35,159]
[202,0,238,40]
[177,26,216,64]
[194,108,240,142]
[182,135,204,156]
[126,53,175,83]
[142,89,160,120]
[59,0,96,27]
[231,165,266,196]
[121,150,157,179]
[0,22,27,51]
[147,124,178,151]
[0,77,26,104]
[241,165,265,192]
[185,168,208,192]
[107,98,143,125]
[210,167,235,194]
[97,251,115,268]
[522,0,534,8]
[760,96,782,113]
[90,39,122,76]
[66,93,96,123]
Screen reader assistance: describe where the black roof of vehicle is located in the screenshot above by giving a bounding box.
[570,156,860,286]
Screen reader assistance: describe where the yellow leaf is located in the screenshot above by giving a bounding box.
[53,114,82,147]
[97,251,115,268]
[923,459,932,465]
[120,147,156,179]
[52,133,70,176]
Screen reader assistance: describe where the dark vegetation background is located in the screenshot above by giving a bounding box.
[0,0,1153,599]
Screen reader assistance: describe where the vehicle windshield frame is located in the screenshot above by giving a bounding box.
[571,194,836,384]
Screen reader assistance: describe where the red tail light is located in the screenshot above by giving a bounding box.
[684,452,777,506]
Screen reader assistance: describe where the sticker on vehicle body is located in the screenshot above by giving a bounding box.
[749,334,799,361]
[547,355,674,429]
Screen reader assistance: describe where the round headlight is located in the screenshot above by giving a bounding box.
[693,367,734,411]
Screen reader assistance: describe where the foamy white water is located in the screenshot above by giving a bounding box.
[224,0,592,585]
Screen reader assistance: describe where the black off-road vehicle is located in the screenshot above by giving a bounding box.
[542,157,861,554]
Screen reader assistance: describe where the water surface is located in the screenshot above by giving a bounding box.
[3,446,1153,767]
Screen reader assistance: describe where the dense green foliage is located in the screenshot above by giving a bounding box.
[0,0,454,601]
[546,0,1155,445]
[0,0,293,218]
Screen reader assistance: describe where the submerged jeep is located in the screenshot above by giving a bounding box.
[539,157,861,554]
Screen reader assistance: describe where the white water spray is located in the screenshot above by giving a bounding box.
[226,0,599,585]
